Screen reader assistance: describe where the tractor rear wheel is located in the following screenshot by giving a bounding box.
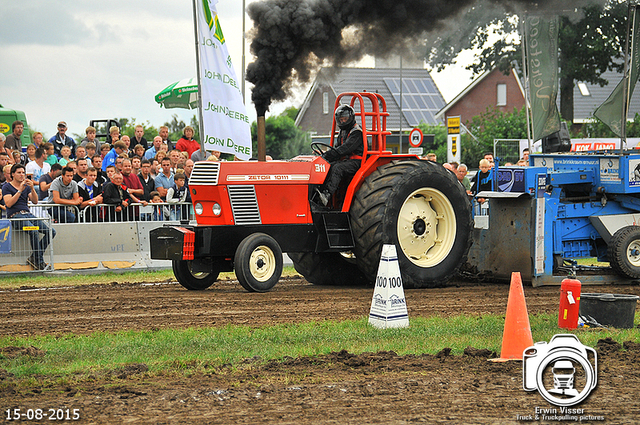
[350,160,472,288]
[610,226,640,279]
[234,233,283,292]
[289,252,370,286]
[172,259,219,290]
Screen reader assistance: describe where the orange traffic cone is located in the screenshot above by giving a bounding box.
[491,272,533,362]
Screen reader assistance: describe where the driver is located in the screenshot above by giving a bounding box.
[316,105,364,206]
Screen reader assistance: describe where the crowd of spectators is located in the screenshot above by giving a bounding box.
[0,120,213,224]
[423,148,531,210]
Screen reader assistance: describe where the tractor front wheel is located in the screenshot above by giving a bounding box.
[234,233,283,292]
[350,160,472,288]
[172,259,219,290]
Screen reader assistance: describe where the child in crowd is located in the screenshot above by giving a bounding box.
[471,158,493,209]
[132,144,145,159]
[58,146,72,166]
[471,159,492,194]
[100,143,111,159]
[12,150,23,166]
[25,144,37,163]
[149,190,163,220]
[85,142,97,160]
[165,172,188,220]
[43,143,58,165]
[105,165,117,182]
[81,126,98,149]
[150,191,162,204]
[155,151,166,163]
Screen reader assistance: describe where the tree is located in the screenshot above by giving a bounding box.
[417,123,447,158]
[189,115,200,142]
[425,0,629,122]
[464,106,528,166]
[416,107,527,167]
[115,118,158,142]
[163,114,188,142]
[576,112,640,138]
[250,108,312,159]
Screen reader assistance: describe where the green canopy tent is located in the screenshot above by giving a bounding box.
[155,78,198,109]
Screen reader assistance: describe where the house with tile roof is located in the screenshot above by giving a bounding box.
[571,69,640,125]
[435,66,640,129]
[295,67,445,152]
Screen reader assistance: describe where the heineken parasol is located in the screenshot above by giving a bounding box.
[155,78,198,109]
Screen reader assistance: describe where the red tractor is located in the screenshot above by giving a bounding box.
[150,92,472,291]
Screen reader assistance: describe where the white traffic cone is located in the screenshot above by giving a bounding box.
[368,244,409,329]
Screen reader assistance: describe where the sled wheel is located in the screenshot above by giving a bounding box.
[234,233,283,292]
[351,160,473,288]
[610,226,640,279]
[289,251,370,286]
[172,259,219,290]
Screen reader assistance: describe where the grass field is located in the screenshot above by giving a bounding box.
[1,267,638,386]
[0,267,298,291]
[1,313,638,383]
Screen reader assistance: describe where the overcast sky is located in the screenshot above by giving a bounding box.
[0,0,473,140]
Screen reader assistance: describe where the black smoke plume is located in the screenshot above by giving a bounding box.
[246,0,604,116]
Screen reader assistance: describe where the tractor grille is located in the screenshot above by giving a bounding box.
[228,185,262,225]
[190,162,220,185]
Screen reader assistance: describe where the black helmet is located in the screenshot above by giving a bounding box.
[335,104,355,130]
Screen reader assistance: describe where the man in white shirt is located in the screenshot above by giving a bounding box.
[25,147,51,197]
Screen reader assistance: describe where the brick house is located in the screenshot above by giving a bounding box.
[434,67,525,125]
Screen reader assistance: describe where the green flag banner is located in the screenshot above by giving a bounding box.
[526,16,561,141]
[594,6,640,137]
[196,0,251,160]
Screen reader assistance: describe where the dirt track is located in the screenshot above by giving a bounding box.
[1,277,639,424]
[6,277,636,337]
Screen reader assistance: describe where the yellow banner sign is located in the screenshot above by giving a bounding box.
[447,116,460,135]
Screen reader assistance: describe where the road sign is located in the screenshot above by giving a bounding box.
[447,116,461,163]
[408,147,424,155]
[447,116,460,133]
[409,128,423,148]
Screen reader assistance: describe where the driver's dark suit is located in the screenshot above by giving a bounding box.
[321,123,364,196]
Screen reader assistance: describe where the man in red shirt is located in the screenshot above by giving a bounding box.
[121,158,145,201]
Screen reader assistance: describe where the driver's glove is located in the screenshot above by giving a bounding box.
[322,149,339,163]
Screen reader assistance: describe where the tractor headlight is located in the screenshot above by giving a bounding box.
[194,203,203,215]
[212,203,222,216]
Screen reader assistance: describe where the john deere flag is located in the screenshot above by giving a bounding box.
[594,6,640,137]
[526,15,561,141]
[196,0,251,160]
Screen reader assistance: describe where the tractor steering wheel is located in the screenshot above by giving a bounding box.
[311,142,338,157]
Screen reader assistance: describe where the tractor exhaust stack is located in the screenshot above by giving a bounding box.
[257,115,266,161]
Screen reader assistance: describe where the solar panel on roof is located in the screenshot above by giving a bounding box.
[431,94,445,108]
[383,77,444,126]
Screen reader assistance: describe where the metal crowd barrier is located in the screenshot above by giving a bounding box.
[0,216,55,272]
[26,202,193,223]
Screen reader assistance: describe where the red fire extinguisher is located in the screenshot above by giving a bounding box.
[558,278,581,329]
